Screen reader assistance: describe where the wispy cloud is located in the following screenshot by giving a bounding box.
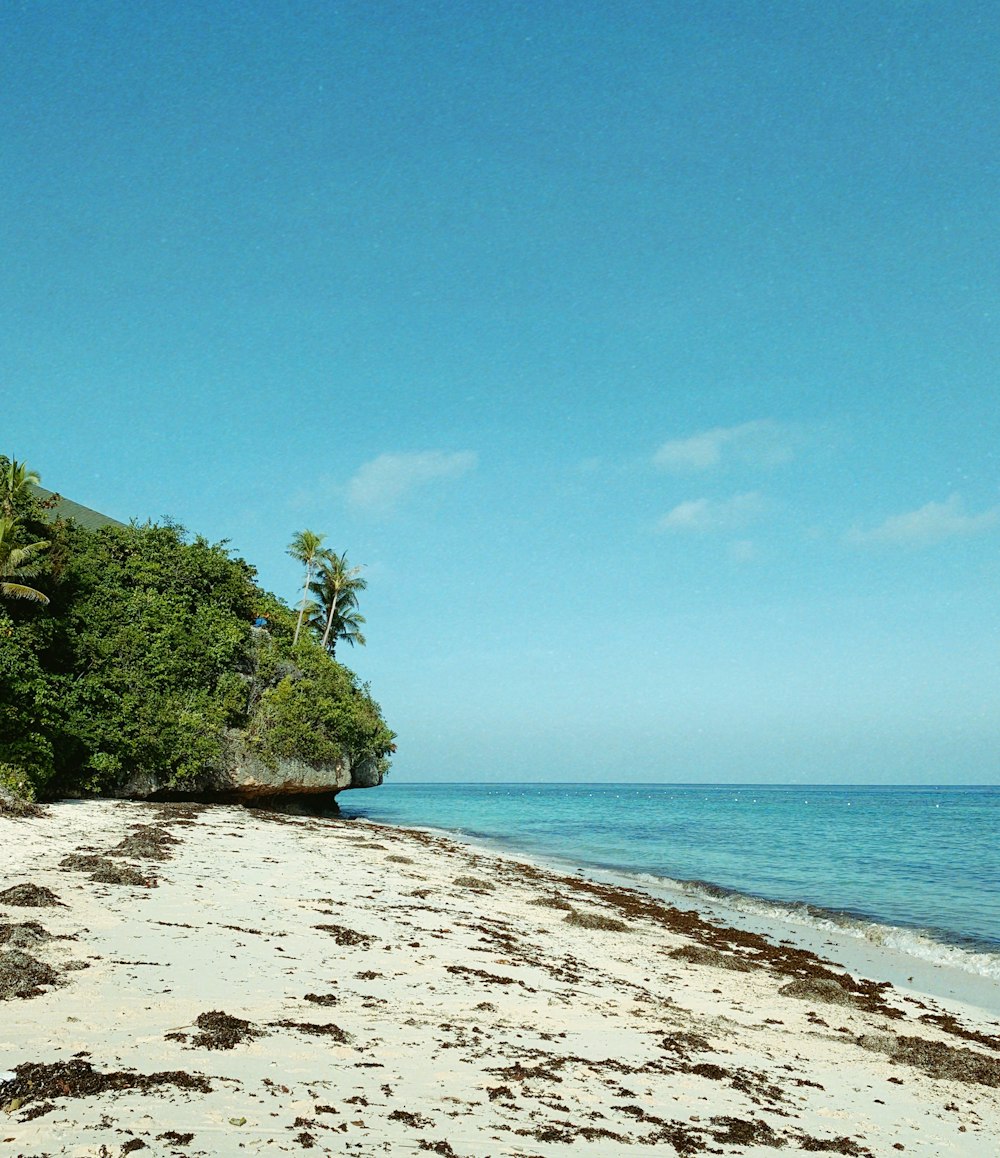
[657,492,766,533]
[347,450,478,513]
[653,419,795,472]
[846,494,1000,547]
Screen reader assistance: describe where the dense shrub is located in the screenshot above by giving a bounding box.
[0,517,394,799]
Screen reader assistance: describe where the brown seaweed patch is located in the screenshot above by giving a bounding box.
[60,853,115,872]
[273,1019,351,1042]
[780,977,856,1006]
[446,964,533,989]
[797,1136,873,1155]
[0,883,63,907]
[528,894,573,910]
[0,921,54,948]
[304,992,339,1006]
[564,910,630,932]
[189,1010,263,1050]
[389,1109,434,1128]
[385,855,414,864]
[0,1058,211,1108]
[669,944,753,972]
[314,923,375,948]
[109,826,181,860]
[452,876,495,891]
[0,949,60,998]
[0,796,46,818]
[854,1032,1000,1087]
[89,863,157,887]
[710,1116,785,1147]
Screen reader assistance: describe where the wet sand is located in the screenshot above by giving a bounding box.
[1,799,998,1156]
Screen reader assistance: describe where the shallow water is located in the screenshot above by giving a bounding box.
[340,782,1000,982]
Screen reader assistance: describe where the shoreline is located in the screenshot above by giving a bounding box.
[347,813,1000,1021]
[2,799,998,1155]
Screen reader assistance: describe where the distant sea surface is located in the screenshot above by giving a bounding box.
[339,783,1000,982]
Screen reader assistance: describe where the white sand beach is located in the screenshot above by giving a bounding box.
[1,800,998,1157]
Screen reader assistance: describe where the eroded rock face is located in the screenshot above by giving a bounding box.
[113,730,382,803]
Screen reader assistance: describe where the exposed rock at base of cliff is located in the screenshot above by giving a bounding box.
[111,730,384,805]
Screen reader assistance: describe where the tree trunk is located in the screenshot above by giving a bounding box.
[292,558,314,646]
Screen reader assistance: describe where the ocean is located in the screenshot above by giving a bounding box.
[339,782,1000,998]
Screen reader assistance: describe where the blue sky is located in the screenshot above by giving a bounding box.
[3,2,998,782]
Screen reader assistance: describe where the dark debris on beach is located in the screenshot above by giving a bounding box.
[0,948,60,999]
[0,1058,212,1109]
[0,883,64,908]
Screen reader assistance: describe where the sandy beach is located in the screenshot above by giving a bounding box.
[1,800,998,1157]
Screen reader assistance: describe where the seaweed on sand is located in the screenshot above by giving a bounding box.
[0,1058,211,1109]
[314,923,375,948]
[669,944,753,972]
[188,1010,263,1050]
[528,894,573,910]
[89,863,157,887]
[452,876,495,891]
[564,910,630,932]
[0,921,54,947]
[60,852,115,872]
[779,977,856,1005]
[272,1020,351,1042]
[0,796,46,818]
[854,1032,1000,1087]
[0,883,64,907]
[59,853,156,886]
[0,949,59,999]
[109,825,180,861]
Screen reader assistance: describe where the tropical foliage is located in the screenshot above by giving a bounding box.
[0,458,395,802]
[309,549,367,656]
[287,529,325,647]
[0,518,50,605]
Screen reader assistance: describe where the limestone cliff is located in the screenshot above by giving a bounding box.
[113,729,383,804]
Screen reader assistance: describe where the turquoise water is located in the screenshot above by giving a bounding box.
[339,783,1000,978]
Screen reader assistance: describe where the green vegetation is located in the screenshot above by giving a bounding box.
[307,549,367,657]
[0,458,394,802]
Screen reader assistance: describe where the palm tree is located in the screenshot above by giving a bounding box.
[287,529,325,646]
[0,518,50,605]
[309,549,367,655]
[0,459,41,520]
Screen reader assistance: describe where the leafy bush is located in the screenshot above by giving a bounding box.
[0,518,394,799]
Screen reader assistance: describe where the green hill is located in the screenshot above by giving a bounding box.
[30,485,126,530]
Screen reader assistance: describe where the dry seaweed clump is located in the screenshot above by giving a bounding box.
[0,949,60,999]
[0,883,63,907]
[564,909,631,932]
[314,923,375,948]
[109,825,181,860]
[780,977,856,1006]
[0,921,53,948]
[188,1010,264,1050]
[669,944,753,972]
[272,1019,351,1042]
[855,1032,1000,1087]
[0,794,46,819]
[0,1058,212,1109]
[89,863,157,887]
[528,893,573,910]
[453,876,495,891]
[60,852,115,872]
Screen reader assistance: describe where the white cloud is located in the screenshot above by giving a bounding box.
[347,450,477,512]
[653,419,795,472]
[846,494,1000,547]
[657,492,766,533]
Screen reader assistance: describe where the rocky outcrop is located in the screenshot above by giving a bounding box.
[113,729,383,804]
